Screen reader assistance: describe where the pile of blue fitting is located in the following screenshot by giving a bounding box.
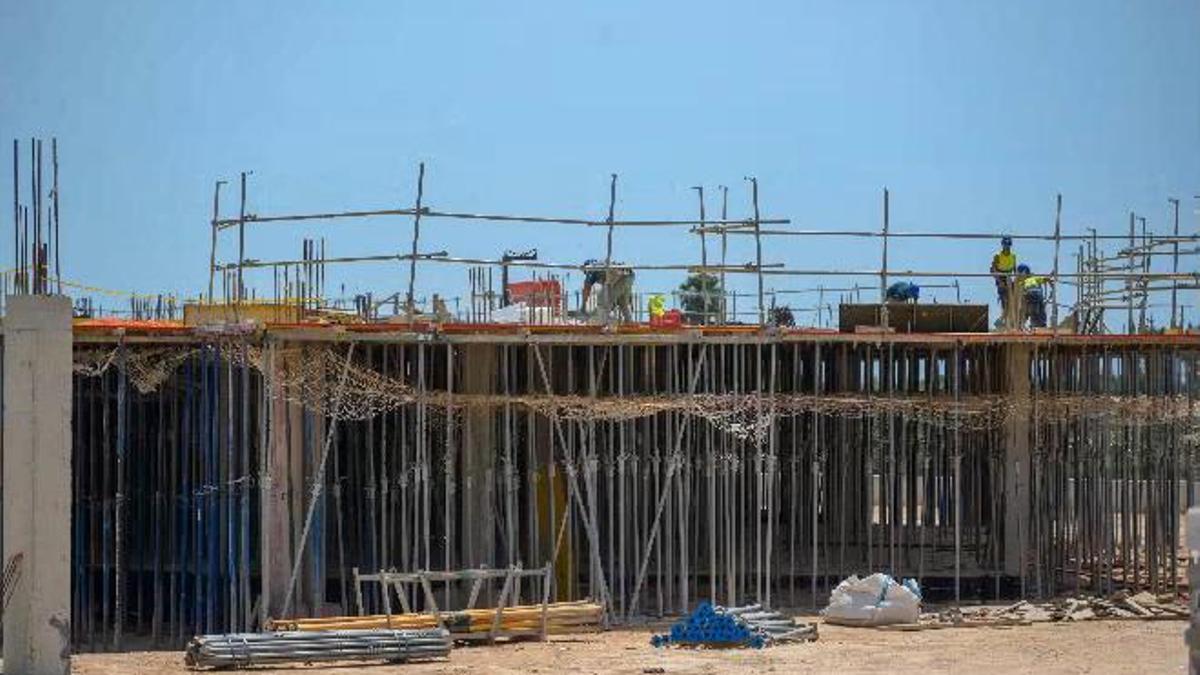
[650,602,816,649]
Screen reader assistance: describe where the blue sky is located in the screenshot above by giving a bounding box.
[1,1,1197,325]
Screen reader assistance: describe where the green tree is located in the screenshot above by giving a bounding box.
[678,272,722,324]
[769,305,795,327]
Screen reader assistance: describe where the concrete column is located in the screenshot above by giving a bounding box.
[263,345,294,619]
[460,345,497,572]
[1003,343,1032,577]
[3,295,73,675]
[263,346,326,619]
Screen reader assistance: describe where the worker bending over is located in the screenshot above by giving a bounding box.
[990,236,1018,312]
[1017,264,1054,328]
[885,281,920,303]
[581,259,635,323]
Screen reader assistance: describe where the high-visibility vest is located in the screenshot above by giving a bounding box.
[1023,275,1049,290]
[992,251,1017,273]
[648,295,666,318]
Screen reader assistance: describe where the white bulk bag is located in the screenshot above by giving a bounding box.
[821,573,921,626]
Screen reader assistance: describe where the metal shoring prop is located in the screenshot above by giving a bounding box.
[531,345,613,619]
[953,341,962,605]
[281,342,357,618]
[624,345,708,619]
[811,342,821,610]
[443,343,454,610]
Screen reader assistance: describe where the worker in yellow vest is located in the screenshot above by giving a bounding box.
[1018,264,1054,328]
[990,236,1017,320]
[647,294,666,320]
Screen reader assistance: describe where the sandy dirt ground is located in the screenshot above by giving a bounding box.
[69,618,1187,675]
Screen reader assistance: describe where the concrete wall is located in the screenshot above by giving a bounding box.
[3,295,73,675]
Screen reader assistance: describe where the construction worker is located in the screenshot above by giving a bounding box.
[647,294,667,320]
[581,259,634,323]
[580,259,603,311]
[885,281,920,303]
[430,293,452,323]
[1018,264,1054,328]
[990,236,1018,326]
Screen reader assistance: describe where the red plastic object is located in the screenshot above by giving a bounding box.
[507,280,562,308]
[650,309,683,328]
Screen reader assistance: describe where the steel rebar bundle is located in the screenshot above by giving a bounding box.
[184,628,451,669]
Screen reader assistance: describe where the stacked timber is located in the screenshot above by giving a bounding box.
[185,628,451,669]
[266,600,604,636]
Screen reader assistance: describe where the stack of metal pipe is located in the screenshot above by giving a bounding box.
[732,605,819,643]
[650,602,817,649]
[184,628,451,669]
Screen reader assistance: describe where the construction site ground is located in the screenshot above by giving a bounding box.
[68,616,1185,674]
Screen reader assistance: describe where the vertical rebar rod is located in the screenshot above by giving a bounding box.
[719,186,729,324]
[26,140,34,292]
[1127,212,1135,333]
[404,163,426,314]
[1168,198,1181,329]
[52,137,60,293]
[1137,217,1149,332]
[603,174,618,324]
[880,188,890,330]
[1051,193,1062,331]
[34,139,41,293]
[11,139,17,293]
[746,177,764,325]
[692,185,708,323]
[237,172,248,305]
